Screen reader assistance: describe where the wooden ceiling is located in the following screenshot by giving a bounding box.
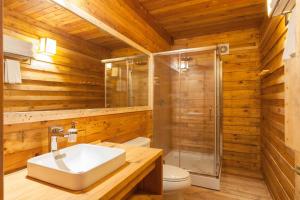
[138,0,266,39]
[4,0,267,52]
[4,0,131,50]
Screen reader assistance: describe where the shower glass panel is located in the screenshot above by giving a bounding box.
[153,48,222,178]
[105,56,149,108]
[128,57,149,106]
[153,54,180,166]
[105,60,128,108]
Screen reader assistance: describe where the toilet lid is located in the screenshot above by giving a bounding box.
[163,164,190,182]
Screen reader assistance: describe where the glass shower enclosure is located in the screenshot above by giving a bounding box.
[153,47,222,186]
[103,55,149,108]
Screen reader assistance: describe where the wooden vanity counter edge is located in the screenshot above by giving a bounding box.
[4,142,163,200]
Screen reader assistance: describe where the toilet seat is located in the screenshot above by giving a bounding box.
[163,178,191,192]
[163,164,191,193]
[163,164,190,182]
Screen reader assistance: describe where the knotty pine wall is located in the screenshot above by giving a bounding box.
[260,16,295,200]
[3,9,110,112]
[4,111,152,173]
[173,28,262,178]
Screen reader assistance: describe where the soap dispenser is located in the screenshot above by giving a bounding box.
[68,122,77,143]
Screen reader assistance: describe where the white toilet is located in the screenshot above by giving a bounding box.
[123,137,191,200]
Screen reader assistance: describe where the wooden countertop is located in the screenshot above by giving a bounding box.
[4,143,163,200]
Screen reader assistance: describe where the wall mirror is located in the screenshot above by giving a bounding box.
[3,0,150,114]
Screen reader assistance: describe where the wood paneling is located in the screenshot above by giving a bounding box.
[173,28,262,178]
[3,8,110,112]
[285,3,300,153]
[260,16,295,200]
[111,48,144,58]
[0,0,4,198]
[4,0,130,50]
[3,110,152,173]
[139,0,266,39]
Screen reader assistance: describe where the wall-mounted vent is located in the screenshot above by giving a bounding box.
[218,44,229,55]
[3,35,34,59]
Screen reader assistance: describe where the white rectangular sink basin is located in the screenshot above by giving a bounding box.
[27,144,126,190]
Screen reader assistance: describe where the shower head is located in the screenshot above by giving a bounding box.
[180,57,192,70]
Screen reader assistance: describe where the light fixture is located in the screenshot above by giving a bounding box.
[180,57,192,70]
[180,60,189,69]
[105,63,112,69]
[39,38,57,55]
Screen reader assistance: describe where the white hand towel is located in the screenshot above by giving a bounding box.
[4,59,22,84]
[14,60,22,84]
[283,7,297,60]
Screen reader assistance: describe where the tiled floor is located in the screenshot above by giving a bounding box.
[184,174,272,200]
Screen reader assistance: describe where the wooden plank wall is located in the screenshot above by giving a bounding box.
[3,9,110,112]
[173,28,262,178]
[260,16,295,200]
[3,110,152,173]
[0,0,4,197]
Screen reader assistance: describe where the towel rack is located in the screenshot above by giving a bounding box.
[4,52,32,64]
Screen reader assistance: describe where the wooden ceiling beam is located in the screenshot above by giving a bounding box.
[124,0,173,46]
[51,0,172,53]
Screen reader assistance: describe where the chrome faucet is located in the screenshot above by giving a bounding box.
[49,122,78,152]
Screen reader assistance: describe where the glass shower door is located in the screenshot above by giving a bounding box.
[153,49,221,178]
[153,54,180,166]
[177,50,218,176]
[105,60,128,108]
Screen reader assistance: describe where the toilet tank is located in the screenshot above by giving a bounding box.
[123,137,151,147]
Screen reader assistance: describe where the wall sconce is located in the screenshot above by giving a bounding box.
[105,63,112,70]
[180,60,189,69]
[180,57,192,70]
[39,38,56,55]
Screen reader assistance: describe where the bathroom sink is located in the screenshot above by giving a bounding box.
[27,144,126,190]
